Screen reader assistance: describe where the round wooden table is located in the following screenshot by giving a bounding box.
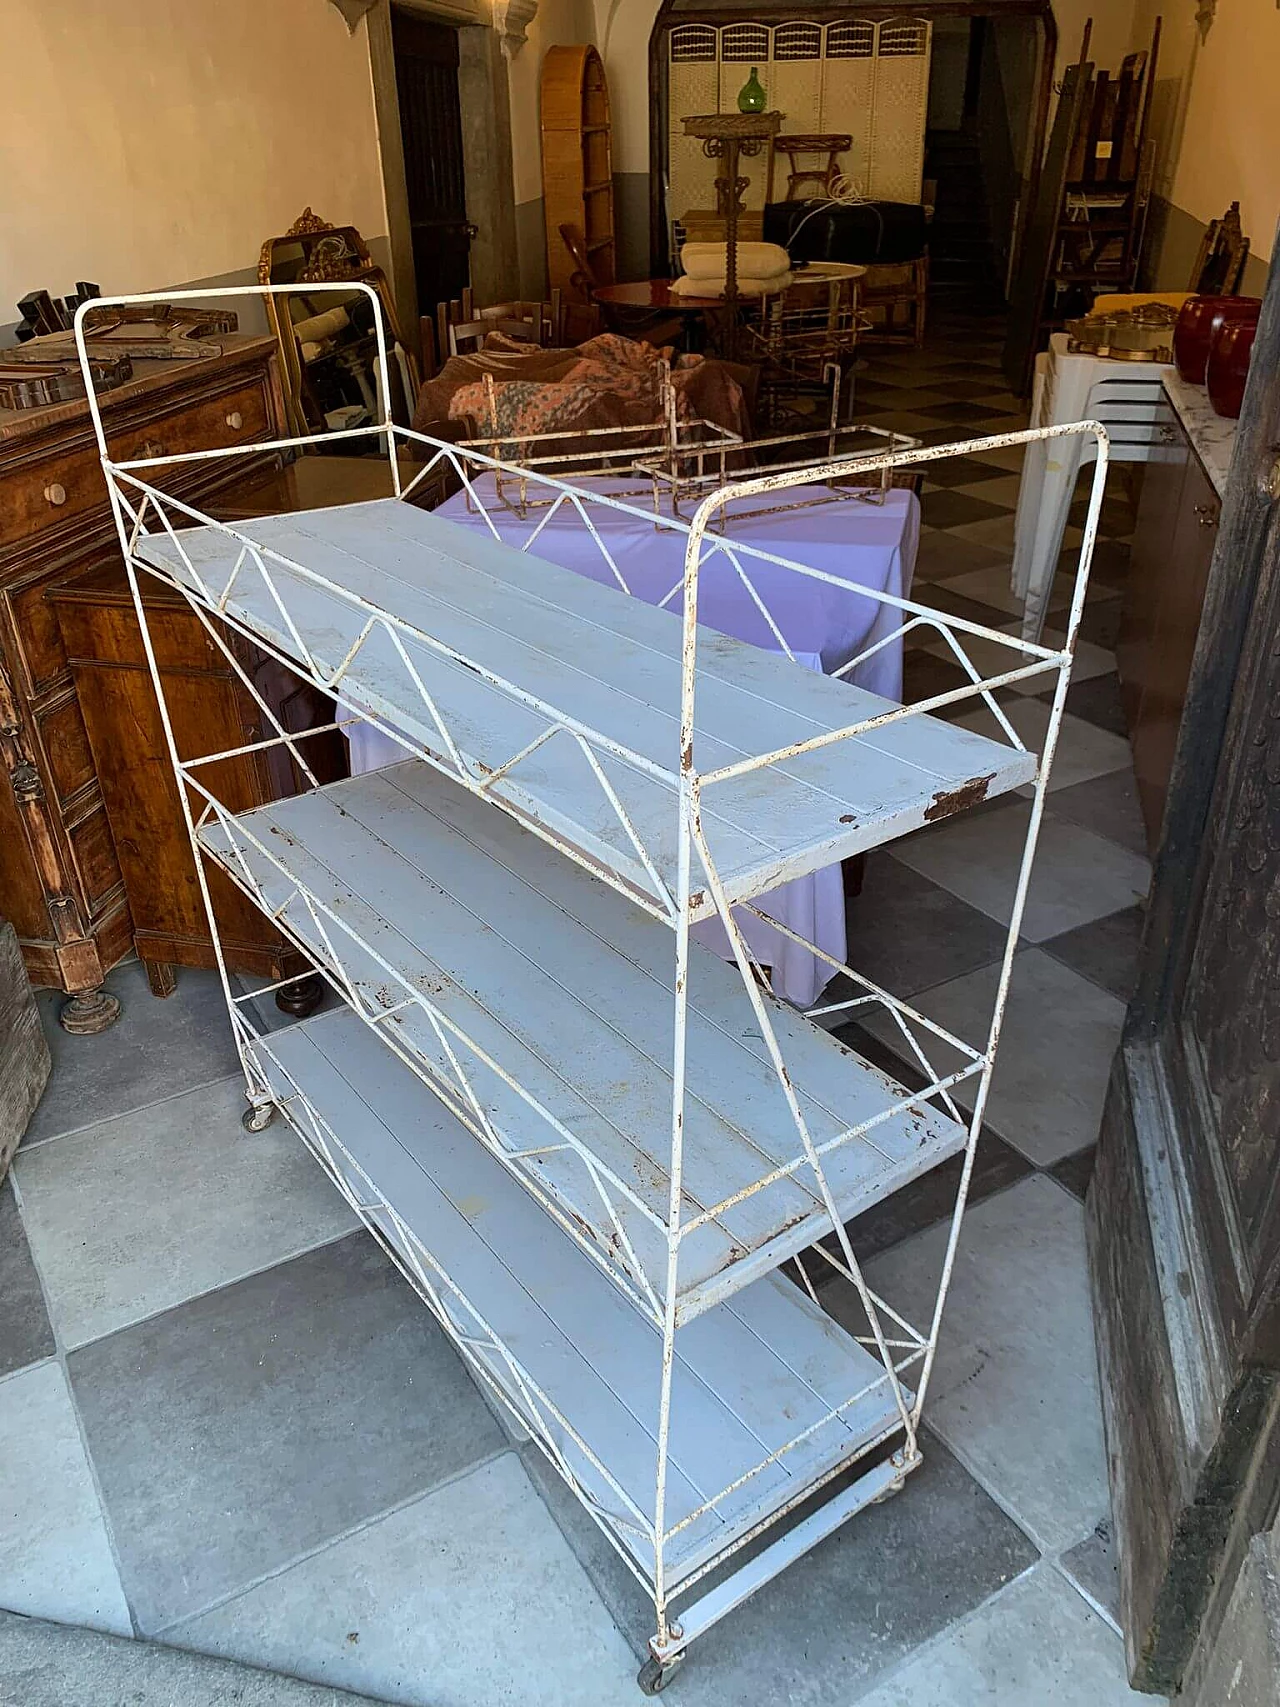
[592,264,868,314]
[591,279,726,314]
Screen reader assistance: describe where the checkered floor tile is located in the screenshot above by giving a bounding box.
[0,299,1156,1706]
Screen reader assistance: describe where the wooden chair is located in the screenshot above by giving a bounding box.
[446,317,543,357]
[860,255,929,349]
[774,134,853,201]
[427,289,563,375]
[559,223,684,348]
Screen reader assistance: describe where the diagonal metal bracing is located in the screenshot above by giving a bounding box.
[683,809,919,1455]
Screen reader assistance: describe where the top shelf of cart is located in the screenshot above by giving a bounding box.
[130,493,1042,917]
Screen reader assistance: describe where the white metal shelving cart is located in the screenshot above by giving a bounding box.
[79,285,1109,1693]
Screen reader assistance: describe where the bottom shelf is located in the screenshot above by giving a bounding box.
[248,1007,911,1593]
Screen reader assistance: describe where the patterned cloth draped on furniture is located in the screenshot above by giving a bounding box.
[411,332,754,446]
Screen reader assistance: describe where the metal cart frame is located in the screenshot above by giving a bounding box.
[78,284,1109,1692]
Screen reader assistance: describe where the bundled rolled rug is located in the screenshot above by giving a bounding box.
[671,240,792,297]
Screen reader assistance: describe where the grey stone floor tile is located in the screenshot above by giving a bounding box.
[0,1362,131,1636]
[861,1175,1111,1551]
[1048,670,1128,734]
[1043,905,1145,1003]
[943,513,1018,553]
[946,472,1025,510]
[913,581,1014,631]
[820,1129,1032,1266]
[68,1231,504,1634]
[24,961,239,1147]
[920,488,1013,531]
[859,948,1126,1165]
[843,852,1008,997]
[1061,1517,1121,1628]
[1050,1145,1098,1203]
[0,1180,54,1378]
[922,628,1115,697]
[854,1565,1155,1704]
[16,1075,357,1349]
[166,1454,635,1707]
[1047,770,1149,858]
[918,400,1009,427]
[925,564,1067,623]
[0,1609,387,1707]
[950,698,1131,791]
[522,1432,1036,1701]
[891,802,1150,942]
[919,455,1014,489]
[913,528,1008,583]
[962,442,1028,474]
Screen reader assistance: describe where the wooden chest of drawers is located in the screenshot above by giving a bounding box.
[0,335,288,1032]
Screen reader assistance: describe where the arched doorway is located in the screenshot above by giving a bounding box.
[645,0,1056,306]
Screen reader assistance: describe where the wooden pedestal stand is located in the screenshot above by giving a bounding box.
[681,112,780,361]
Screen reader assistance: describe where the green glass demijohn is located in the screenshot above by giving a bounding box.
[737,66,766,112]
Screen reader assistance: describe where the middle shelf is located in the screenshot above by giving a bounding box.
[200,759,971,1323]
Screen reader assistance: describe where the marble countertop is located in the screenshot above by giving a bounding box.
[1163,369,1238,499]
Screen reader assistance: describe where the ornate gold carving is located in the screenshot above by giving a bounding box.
[285,207,335,238]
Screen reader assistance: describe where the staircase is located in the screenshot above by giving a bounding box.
[924,127,1003,299]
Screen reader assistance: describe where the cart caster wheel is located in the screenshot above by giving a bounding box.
[872,1478,905,1505]
[241,1102,276,1133]
[638,1652,685,1694]
[274,973,324,1019]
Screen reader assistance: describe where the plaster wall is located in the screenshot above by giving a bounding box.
[1127,0,1277,287]
[0,0,388,312]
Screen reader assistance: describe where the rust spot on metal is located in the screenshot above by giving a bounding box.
[689,889,704,910]
[924,773,994,822]
[839,813,855,824]
[681,739,694,772]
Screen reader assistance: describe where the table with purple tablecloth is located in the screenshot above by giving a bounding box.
[346,477,920,1005]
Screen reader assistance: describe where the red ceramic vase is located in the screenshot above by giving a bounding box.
[1173,294,1262,385]
[1206,316,1260,419]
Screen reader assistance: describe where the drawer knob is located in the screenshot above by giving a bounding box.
[43,482,67,506]
[1194,503,1218,528]
[225,409,244,431]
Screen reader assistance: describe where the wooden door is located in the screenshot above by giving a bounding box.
[1089,247,1280,1694]
[391,8,472,321]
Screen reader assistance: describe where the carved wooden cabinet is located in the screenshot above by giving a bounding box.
[1117,397,1222,851]
[0,336,287,1031]
[50,559,347,1006]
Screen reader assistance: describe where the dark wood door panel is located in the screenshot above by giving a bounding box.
[392,7,471,319]
[1090,246,1280,1694]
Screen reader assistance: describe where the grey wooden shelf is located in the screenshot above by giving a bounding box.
[138,496,1036,918]
[200,759,970,1323]
[251,1004,907,1588]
